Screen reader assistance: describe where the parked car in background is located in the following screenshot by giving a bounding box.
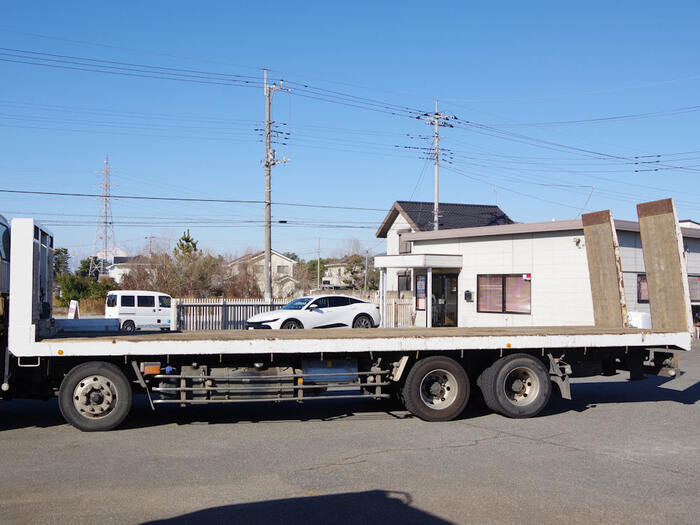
[105,290,172,331]
[246,295,380,329]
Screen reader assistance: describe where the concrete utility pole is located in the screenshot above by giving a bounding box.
[90,154,116,277]
[263,69,288,303]
[363,250,369,292]
[424,100,452,231]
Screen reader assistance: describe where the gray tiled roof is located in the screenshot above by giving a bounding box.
[376,200,513,237]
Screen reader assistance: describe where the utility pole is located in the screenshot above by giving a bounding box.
[90,154,116,277]
[424,100,452,231]
[363,250,369,292]
[146,234,154,256]
[263,69,288,303]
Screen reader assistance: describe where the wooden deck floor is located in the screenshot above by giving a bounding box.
[47,325,658,343]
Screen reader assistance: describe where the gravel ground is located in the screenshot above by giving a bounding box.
[0,341,698,524]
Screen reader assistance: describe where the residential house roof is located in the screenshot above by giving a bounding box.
[403,218,700,242]
[229,250,298,266]
[376,201,513,238]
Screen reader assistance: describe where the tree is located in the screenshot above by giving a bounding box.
[53,247,70,276]
[55,274,118,306]
[121,248,229,298]
[282,252,300,262]
[174,229,198,258]
[222,261,262,298]
[76,256,101,280]
[341,255,366,290]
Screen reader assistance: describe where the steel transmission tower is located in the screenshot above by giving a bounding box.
[90,154,116,277]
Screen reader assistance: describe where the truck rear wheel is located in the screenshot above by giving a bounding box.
[479,354,551,419]
[58,362,133,431]
[402,356,470,421]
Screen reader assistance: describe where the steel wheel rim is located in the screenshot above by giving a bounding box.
[355,317,372,328]
[72,375,118,419]
[503,366,540,406]
[419,368,458,410]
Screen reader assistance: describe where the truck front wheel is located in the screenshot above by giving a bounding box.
[58,362,133,431]
[479,353,551,419]
[402,356,470,421]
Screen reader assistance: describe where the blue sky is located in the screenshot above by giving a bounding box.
[1,1,699,265]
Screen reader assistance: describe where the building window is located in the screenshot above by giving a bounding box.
[477,274,531,314]
[637,274,649,303]
[689,275,700,302]
[276,265,289,275]
[398,271,411,292]
[255,265,263,275]
[397,229,412,254]
[639,273,700,302]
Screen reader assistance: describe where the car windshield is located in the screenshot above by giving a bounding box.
[282,297,311,310]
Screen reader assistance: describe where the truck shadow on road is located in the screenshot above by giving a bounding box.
[1,376,698,431]
[541,375,700,416]
[141,489,453,525]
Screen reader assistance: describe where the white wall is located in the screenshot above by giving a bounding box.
[620,231,700,313]
[412,231,594,327]
[385,213,413,292]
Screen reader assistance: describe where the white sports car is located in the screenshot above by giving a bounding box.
[245,295,380,330]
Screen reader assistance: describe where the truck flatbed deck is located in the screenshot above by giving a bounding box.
[27,325,690,358]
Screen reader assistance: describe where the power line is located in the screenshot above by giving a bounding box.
[0,188,388,211]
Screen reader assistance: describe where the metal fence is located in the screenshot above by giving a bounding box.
[176,299,286,331]
[176,297,415,331]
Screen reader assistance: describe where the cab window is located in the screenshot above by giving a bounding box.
[138,295,155,308]
[120,295,135,307]
[0,223,9,261]
[159,296,171,308]
[106,295,117,308]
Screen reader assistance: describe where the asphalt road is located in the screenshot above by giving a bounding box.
[1,342,698,525]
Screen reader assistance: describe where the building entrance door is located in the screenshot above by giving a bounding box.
[432,273,459,327]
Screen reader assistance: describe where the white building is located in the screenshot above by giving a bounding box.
[375,201,513,295]
[104,255,142,284]
[375,219,700,329]
[229,250,298,298]
[321,256,366,289]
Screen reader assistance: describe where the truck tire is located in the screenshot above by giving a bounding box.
[58,362,133,432]
[402,356,470,421]
[121,320,135,332]
[480,353,551,418]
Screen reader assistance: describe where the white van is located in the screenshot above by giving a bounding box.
[105,290,172,331]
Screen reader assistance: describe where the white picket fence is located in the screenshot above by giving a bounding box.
[175,297,415,330]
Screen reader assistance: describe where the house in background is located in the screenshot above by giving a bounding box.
[105,255,144,284]
[229,250,298,298]
[321,256,367,289]
[375,201,513,296]
[375,218,700,329]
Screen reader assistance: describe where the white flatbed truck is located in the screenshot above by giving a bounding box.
[0,200,693,431]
